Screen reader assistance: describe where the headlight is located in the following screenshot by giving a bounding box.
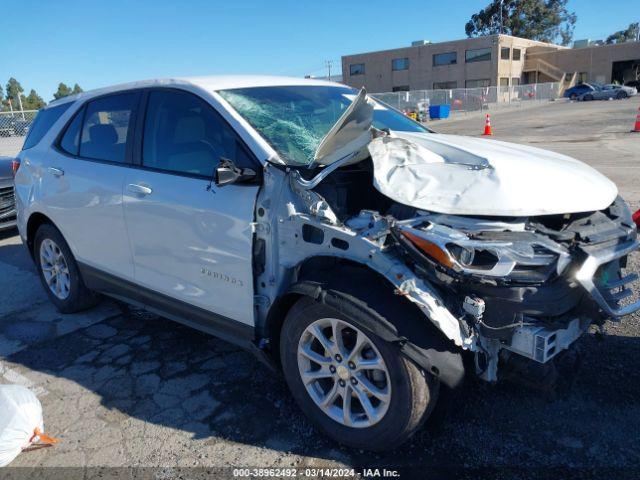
[395,222,570,283]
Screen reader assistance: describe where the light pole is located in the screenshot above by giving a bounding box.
[499,0,504,34]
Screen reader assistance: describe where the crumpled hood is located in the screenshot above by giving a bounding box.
[368,131,618,216]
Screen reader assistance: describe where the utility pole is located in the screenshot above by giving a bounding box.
[499,0,504,34]
[325,60,333,80]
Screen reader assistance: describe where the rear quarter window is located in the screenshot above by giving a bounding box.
[22,102,73,150]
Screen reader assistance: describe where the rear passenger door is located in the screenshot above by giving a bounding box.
[45,91,140,280]
[122,89,260,330]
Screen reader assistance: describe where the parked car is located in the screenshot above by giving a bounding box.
[578,83,637,101]
[0,116,31,137]
[0,157,17,232]
[10,118,31,137]
[564,83,597,100]
[13,77,640,451]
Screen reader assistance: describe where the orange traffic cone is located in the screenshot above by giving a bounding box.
[483,114,493,136]
[632,107,640,133]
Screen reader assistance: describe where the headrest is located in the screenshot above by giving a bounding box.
[89,124,118,145]
[174,115,205,143]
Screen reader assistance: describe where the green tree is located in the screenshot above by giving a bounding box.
[465,0,577,46]
[5,78,24,109]
[606,23,639,44]
[53,82,73,100]
[23,89,46,110]
[72,83,83,94]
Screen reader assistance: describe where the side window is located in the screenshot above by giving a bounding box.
[59,107,84,156]
[22,102,72,150]
[142,90,249,177]
[80,93,137,163]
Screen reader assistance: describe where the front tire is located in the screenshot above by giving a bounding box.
[280,296,438,451]
[617,91,628,99]
[34,224,99,313]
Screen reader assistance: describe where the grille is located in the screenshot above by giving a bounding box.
[0,185,15,216]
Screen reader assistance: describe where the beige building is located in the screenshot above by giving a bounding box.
[341,34,640,92]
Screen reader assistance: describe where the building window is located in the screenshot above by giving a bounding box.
[512,77,521,86]
[433,81,457,90]
[500,77,510,86]
[501,47,510,60]
[512,48,521,61]
[577,72,588,83]
[349,63,365,76]
[392,58,409,71]
[433,51,457,66]
[466,79,490,88]
[392,85,410,92]
[465,47,492,63]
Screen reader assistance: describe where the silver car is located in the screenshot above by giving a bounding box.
[13,76,640,451]
[579,83,637,101]
[0,157,17,231]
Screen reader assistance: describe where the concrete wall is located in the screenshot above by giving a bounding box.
[341,35,564,92]
[527,42,640,84]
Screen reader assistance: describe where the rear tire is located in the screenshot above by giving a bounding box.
[280,296,438,451]
[34,223,99,314]
[617,91,628,99]
[569,93,577,100]
[583,94,593,101]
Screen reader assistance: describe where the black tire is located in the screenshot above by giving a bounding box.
[280,296,438,451]
[616,91,627,99]
[34,223,99,313]
[569,93,577,100]
[583,94,593,101]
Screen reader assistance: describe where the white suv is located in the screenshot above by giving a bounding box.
[14,76,640,450]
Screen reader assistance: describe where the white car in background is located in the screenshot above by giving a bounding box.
[13,76,640,450]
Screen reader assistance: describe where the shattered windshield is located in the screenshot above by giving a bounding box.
[218,85,428,166]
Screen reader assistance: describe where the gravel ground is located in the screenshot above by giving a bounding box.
[0,97,639,477]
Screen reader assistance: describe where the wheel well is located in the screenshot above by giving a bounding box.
[26,212,53,257]
[264,257,385,366]
[264,256,461,377]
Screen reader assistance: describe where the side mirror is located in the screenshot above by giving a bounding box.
[215,157,257,187]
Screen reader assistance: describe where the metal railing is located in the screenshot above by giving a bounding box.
[371,82,561,117]
[0,110,38,157]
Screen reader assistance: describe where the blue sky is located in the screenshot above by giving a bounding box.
[1,0,637,101]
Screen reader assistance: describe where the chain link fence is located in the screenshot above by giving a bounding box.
[371,82,561,119]
[0,110,38,157]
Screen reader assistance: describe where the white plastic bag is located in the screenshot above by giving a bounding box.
[0,385,51,467]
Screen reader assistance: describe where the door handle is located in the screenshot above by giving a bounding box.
[48,167,64,177]
[127,183,153,196]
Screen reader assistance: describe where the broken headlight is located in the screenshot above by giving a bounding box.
[394,220,571,284]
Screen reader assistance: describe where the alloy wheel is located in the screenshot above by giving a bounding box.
[39,238,71,300]
[297,318,391,428]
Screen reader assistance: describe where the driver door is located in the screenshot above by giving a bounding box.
[122,89,260,329]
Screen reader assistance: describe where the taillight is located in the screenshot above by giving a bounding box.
[633,209,640,229]
[11,160,20,177]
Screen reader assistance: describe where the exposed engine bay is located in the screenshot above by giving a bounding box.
[250,89,640,385]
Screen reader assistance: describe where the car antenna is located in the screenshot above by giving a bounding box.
[206,164,217,194]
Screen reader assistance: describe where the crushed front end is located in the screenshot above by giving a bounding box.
[391,197,640,382]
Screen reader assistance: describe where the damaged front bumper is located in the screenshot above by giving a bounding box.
[576,239,640,317]
[390,205,640,383]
